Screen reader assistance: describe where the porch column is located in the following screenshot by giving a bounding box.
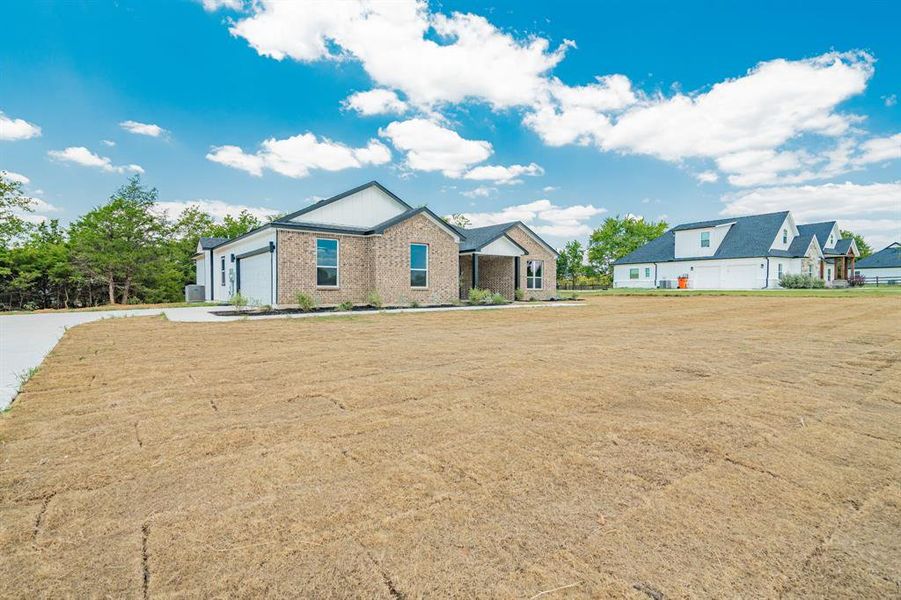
[472,254,479,290]
[850,256,855,278]
[514,256,521,292]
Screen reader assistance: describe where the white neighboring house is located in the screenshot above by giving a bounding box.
[854,242,901,283]
[612,211,861,289]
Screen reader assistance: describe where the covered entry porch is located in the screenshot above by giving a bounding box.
[823,249,858,286]
[459,235,528,300]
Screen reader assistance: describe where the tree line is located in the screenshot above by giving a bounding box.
[0,173,265,310]
[555,216,872,288]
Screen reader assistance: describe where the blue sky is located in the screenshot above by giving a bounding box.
[2,0,899,248]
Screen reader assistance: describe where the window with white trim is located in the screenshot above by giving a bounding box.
[527,260,543,289]
[782,229,788,244]
[316,238,339,287]
[220,257,225,285]
[777,263,783,278]
[629,268,639,280]
[700,231,710,248]
[410,243,428,288]
[644,267,651,278]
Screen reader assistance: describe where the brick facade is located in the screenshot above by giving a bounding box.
[276,214,459,307]
[507,225,558,300]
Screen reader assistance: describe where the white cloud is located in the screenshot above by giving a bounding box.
[696,171,719,183]
[884,94,897,107]
[12,197,60,225]
[228,0,570,109]
[48,146,144,174]
[0,111,42,141]
[2,171,30,185]
[200,0,243,12]
[462,185,495,198]
[101,139,116,147]
[542,186,558,193]
[463,162,543,184]
[155,199,278,223]
[853,133,901,166]
[206,133,391,178]
[379,118,491,177]
[460,198,605,238]
[120,120,168,138]
[344,89,408,115]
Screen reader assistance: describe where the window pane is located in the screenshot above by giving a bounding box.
[411,269,427,287]
[317,266,338,287]
[526,261,534,277]
[629,268,639,279]
[316,239,338,267]
[410,244,428,270]
[534,261,542,277]
[645,267,651,277]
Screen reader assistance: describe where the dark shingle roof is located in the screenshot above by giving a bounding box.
[615,211,790,265]
[832,238,854,255]
[856,243,901,269]
[797,221,836,250]
[199,236,228,250]
[457,222,517,252]
[272,206,461,239]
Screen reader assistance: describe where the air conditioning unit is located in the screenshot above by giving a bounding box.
[658,279,672,289]
[184,285,205,302]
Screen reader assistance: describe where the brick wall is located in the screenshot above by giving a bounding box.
[507,225,557,300]
[475,255,515,300]
[372,213,459,305]
[276,214,459,307]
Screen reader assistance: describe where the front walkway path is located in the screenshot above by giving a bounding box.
[0,302,579,408]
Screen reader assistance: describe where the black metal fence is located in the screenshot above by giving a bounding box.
[861,276,901,286]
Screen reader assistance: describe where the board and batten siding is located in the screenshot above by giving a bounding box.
[210,228,278,304]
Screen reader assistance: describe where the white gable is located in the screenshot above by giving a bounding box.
[769,213,799,251]
[480,235,525,256]
[674,222,734,258]
[291,185,407,229]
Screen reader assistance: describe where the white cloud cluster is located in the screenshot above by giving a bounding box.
[379,118,490,177]
[48,146,144,174]
[155,199,278,222]
[344,89,408,116]
[120,120,168,138]
[460,198,605,238]
[206,132,391,178]
[229,1,569,109]
[463,162,543,184]
[0,111,42,141]
[200,0,242,12]
[721,181,901,249]
[2,171,30,185]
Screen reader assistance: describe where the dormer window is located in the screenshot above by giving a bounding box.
[829,234,834,246]
[782,229,788,244]
[700,231,710,248]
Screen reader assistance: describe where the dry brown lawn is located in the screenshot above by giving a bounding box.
[1,296,900,598]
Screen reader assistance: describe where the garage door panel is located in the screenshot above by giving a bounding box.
[693,266,721,289]
[239,252,273,306]
[722,265,757,289]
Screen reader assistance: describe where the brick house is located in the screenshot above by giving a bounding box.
[193,181,559,307]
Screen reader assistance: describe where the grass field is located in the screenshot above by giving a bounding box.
[564,286,901,298]
[1,296,899,597]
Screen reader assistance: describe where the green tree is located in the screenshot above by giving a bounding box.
[209,210,263,239]
[556,240,585,287]
[0,172,35,245]
[588,215,668,280]
[840,229,872,258]
[444,214,471,228]
[69,176,168,304]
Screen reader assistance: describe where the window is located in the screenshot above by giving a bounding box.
[827,267,832,281]
[700,231,710,248]
[777,263,783,278]
[782,229,788,244]
[410,243,428,287]
[644,267,651,278]
[316,238,339,287]
[808,264,813,276]
[527,260,544,289]
[220,257,225,285]
[829,234,834,246]
[629,268,639,280]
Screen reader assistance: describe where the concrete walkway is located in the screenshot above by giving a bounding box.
[0,302,580,409]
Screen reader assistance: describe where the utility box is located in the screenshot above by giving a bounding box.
[185,285,205,302]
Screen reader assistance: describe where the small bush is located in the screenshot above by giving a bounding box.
[230,292,248,311]
[335,301,354,312]
[779,274,824,289]
[366,291,383,308]
[294,292,316,312]
[409,300,421,308]
[514,288,524,301]
[467,287,491,304]
[489,293,508,305]
[849,273,866,287]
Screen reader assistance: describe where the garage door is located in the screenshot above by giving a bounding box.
[693,266,721,289]
[721,264,758,289]
[238,251,273,307]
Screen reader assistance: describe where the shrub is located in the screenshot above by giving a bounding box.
[489,293,508,305]
[848,273,866,287]
[514,288,524,301]
[409,300,421,308]
[336,301,354,312]
[467,287,492,304]
[366,290,383,308]
[229,292,248,311]
[294,292,316,312]
[779,274,825,289]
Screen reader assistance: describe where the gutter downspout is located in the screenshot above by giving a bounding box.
[209,249,215,301]
[764,257,770,289]
[653,262,658,288]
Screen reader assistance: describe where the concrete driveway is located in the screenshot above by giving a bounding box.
[0,302,580,409]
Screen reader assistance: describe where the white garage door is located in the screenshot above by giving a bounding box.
[693,266,721,289]
[238,251,273,306]
[722,264,758,289]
